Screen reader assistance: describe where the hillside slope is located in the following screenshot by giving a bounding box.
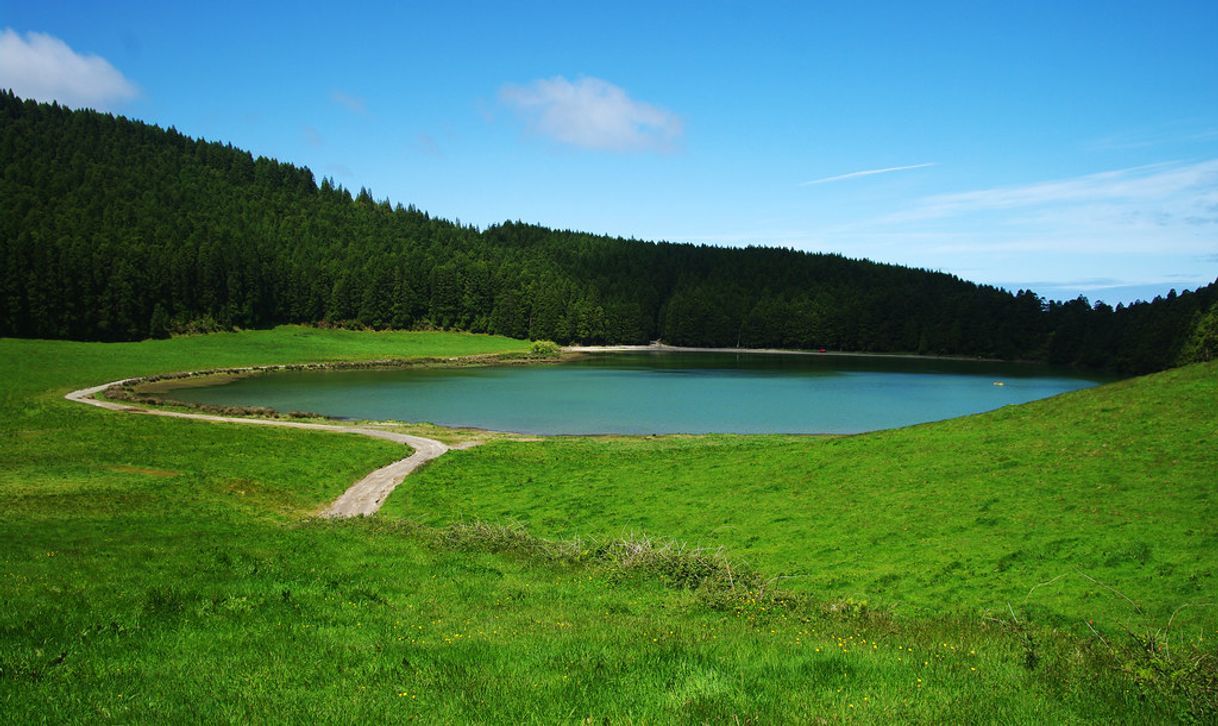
[2,90,1214,371]
[2,329,1212,720]
[389,359,1218,633]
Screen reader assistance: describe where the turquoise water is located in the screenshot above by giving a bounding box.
[168,352,1107,435]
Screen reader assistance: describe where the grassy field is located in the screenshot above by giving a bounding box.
[387,363,1218,636]
[1,328,1214,721]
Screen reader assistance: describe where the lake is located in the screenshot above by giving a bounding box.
[164,351,1108,435]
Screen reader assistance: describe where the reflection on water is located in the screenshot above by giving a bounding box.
[169,351,1109,435]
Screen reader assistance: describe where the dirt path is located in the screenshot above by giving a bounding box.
[65,379,452,518]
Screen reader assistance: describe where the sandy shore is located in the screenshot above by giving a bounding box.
[563,342,1002,363]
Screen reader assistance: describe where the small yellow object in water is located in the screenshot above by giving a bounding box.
[993,381,1005,386]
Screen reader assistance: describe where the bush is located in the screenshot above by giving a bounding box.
[529,340,562,357]
[1178,305,1218,365]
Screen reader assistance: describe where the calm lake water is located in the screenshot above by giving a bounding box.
[167,351,1108,435]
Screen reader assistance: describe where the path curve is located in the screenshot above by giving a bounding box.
[65,378,450,518]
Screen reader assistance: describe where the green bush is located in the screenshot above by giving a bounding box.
[1177,305,1218,365]
[529,340,562,357]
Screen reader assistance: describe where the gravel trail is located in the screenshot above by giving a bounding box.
[65,378,449,517]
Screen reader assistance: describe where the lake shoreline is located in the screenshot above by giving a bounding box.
[563,343,1010,364]
[155,349,1101,437]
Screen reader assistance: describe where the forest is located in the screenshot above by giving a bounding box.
[2,90,1215,374]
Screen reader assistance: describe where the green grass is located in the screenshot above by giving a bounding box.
[387,363,1218,637]
[1,327,1214,721]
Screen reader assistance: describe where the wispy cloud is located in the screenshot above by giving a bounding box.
[330,90,366,114]
[303,126,323,147]
[1088,126,1218,151]
[765,158,1218,303]
[415,131,442,158]
[997,277,1126,291]
[887,159,1218,231]
[326,163,353,178]
[499,75,682,153]
[0,28,138,109]
[801,162,936,186]
[995,276,1216,304]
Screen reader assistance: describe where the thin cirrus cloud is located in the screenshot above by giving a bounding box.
[1002,276,1195,292]
[0,28,138,109]
[330,90,367,114]
[891,159,1218,225]
[800,162,937,186]
[499,75,682,153]
[832,158,1218,270]
[1087,126,1218,151]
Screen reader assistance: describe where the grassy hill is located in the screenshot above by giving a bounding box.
[1,329,1214,721]
[388,362,1218,635]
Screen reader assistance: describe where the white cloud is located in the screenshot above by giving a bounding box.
[0,28,138,109]
[801,162,936,186]
[499,75,682,152]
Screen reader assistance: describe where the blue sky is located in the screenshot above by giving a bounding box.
[3,1,1217,305]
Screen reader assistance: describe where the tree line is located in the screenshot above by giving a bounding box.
[2,90,1214,374]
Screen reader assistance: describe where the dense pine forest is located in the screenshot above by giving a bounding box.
[2,90,1215,373]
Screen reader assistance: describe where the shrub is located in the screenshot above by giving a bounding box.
[1178,305,1218,365]
[529,340,562,357]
